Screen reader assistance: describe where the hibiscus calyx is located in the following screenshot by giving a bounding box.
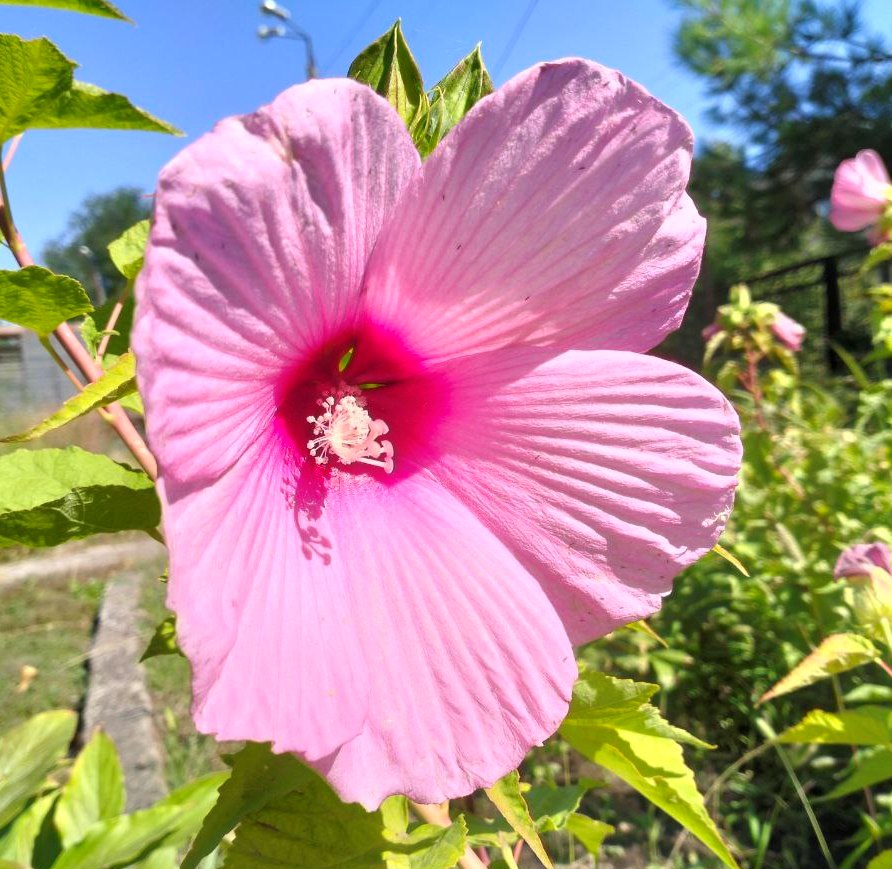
[307,387,394,473]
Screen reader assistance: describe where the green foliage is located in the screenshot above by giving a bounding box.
[484,772,553,869]
[54,730,126,848]
[0,266,92,336]
[0,0,128,20]
[140,616,181,663]
[779,706,892,746]
[415,45,493,158]
[44,190,150,304]
[825,747,892,799]
[349,22,492,158]
[0,710,75,829]
[0,447,160,547]
[2,352,136,442]
[216,744,466,869]
[0,35,178,144]
[759,633,882,703]
[348,21,426,133]
[107,219,149,280]
[560,670,737,868]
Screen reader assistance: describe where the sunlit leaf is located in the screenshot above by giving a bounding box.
[565,814,614,857]
[54,729,126,848]
[0,791,57,864]
[824,747,892,799]
[759,633,881,704]
[560,670,737,868]
[778,706,892,747]
[0,711,76,829]
[0,447,160,548]
[2,352,136,443]
[484,771,552,869]
[107,219,150,279]
[0,266,92,336]
[0,0,129,20]
[348,20,427,130]
[140,616,182,663]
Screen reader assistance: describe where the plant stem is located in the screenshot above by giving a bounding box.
[410,802,487,869]
[0,159,157,479]
[97,282,131,360]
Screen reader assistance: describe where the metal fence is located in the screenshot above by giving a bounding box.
[0,326,74,417]
[739,248,882,376]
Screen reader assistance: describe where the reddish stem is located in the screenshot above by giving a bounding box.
[0,169,157,480]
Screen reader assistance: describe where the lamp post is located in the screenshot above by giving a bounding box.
[258,2,318,80]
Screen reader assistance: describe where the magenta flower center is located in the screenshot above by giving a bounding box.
[306,388,394,473]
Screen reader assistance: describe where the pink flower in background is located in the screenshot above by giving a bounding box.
[771,311,806,352]
[701,322,721,342]
[830,149,892,239]
[133,61,742,809]
[835,542,892,581]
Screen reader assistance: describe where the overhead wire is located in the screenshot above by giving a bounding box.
[320,0,386,74]
[493,0,541,79]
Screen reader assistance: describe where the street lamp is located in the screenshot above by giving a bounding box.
[258,2,317,80]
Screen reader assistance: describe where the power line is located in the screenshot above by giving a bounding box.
[493,0,541,79]
[320,0,386,75]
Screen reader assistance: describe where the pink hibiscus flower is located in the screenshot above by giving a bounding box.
[771,310,806,352]
[835,542,892,581]
[133,60,742,809]
[829,149,892,239]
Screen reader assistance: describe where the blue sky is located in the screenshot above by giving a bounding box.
[1,0,889,268]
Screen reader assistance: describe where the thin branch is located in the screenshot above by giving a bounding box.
[2,134,22,172]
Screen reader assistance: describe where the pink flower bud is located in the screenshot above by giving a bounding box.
[830,150,892,237]
[770,311,805,352]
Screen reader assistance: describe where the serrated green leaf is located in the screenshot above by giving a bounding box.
[384,819,467,869]
[2,352,136,443]
[759,634,881,704]
[484,772,552,869]
[0,0,128,19]
[564,814,613,856]
[778,706,892,746]
[54,729,125,848]
[140,615,182,663]
[348,20,426,130]
[0,792,57,864]
[560,671,737,868]
[0,711,76,829]
[0,266,92,336]
[415,44,492,157]
[107,220,149,280]
[181,744,308,869]
[51,773,227,869]
[0,447,160,548]
[0,35,178,143]
[824,747,892,799]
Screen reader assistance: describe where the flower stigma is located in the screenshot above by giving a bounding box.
[306,387,394,473]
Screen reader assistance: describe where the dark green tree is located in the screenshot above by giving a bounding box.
[42,187,150,304]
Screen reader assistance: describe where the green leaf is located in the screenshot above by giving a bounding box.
[107,220,149,280]
[0,35,178,143]
[140,616,182,663]
[415,44,493,157]
[51,773,227,869]
[0,792,58,864]
[54,729,125,848]
[81,296,134,359]
[868,851,892,869]
[564,814,614,857]
[778,707,892,747]
[0,0,128,20]
[711,543,749,576]
[484,772,553,869]
[0,447,160,548]
[0,266,92,336]
[383,820,467,869]
[348,20,426,130]
[861,243,892,275]
[824,747,892,799]
[560,671,737,869]
[0,711,76,829]
[759,634,881,704]
[2,352,137,443]
[181,744,310,869]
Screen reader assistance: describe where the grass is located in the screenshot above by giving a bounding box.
[140,571,226,791]
[0,572,104,731]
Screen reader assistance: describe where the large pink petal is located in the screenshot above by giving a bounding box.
[163,436,575,808]
[362,59,705,362]
[134,80,420,486]
[428,348,741,643]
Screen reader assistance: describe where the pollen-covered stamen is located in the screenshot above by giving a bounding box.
[306,394,394,473]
